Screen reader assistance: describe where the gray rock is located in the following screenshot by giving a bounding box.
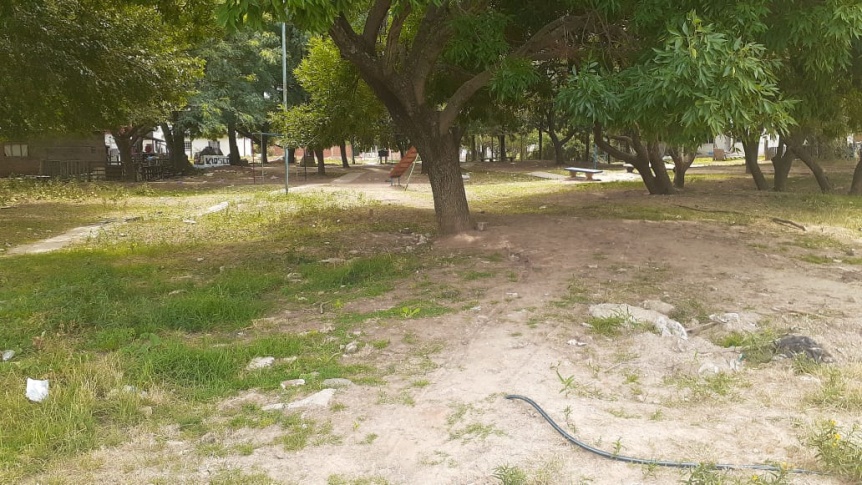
[281,379,306,388]
[343,341,359,354]
[286,388,336,410]
[642,300,675,315]
[321,378,353,388]
[2,350,14,361]
[246,356,276,370]
[589,303,687,339]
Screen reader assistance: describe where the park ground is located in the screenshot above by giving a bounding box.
[1,158,861,484]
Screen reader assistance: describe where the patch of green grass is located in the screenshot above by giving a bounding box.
[208,467,278,485]
[449,422,504,441]
[585,315,629,337]
[668,299,710,323]
[327,474,391,485]
[799,254,832,264]
[804,367,862,411]
[666,372,745,403]
[361,433,378,445]
[715,330,777,365]
[460,270,496,281]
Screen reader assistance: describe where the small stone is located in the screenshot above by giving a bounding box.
[262,403,286,411]
[505,292,520,299]
[320,258,346,264]
[246,356,276,370]
[286,389,336,409]
[168,289,186,296]
[774,335,834,363]
[182,219,196,224]
[140,406,153,417]
[642,300,675,315]
[286,272,302,280]
[196,258,204,262]
[587,264,598,269]
[567,339,587,347]
[321,378,353,388]
[281,379,306,388]
[2,350,15,361]
[343,341,359,354]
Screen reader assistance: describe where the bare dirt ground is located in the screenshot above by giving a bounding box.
[27,162,862,484]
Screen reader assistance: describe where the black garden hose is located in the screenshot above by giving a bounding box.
[506,394,820,475]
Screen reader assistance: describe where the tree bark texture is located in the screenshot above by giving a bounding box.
[668,146,695,189]
[499,135,506,161]
[339,140,350,168]
[412,132,473,234]
[772,140,793,192]
[741,135,768,191]
[785,134,832,193]
[592,124,673,194]
[227,119,242,166]
[315,148,325,175]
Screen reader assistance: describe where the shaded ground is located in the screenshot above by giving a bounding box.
[14,160,862,484]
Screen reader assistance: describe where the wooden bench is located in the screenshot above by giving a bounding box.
[564,167,603,180]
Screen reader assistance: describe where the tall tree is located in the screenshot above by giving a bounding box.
[220,1,619,234]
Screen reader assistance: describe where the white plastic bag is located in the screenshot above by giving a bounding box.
[26,378,49,402]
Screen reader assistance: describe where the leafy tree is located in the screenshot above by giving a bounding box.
[219,0,618,234]
[273,36,390,172]
[558,11,793,194]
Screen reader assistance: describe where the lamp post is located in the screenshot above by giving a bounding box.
[282,22,289,194]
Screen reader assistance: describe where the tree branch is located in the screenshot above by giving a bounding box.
[438,70,494,134]
[385,5,412,70]
[362,0,392,45]
[593,123,636,163]
[407,4,453,103]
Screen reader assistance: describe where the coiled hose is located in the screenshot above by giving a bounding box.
[506,394,820,475]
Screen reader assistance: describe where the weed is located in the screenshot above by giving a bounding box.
[361,433,378,445]
[371,339,390,350]
[449,422,504,441]
[327,474,390,485]
[682,463,790,484]
[410,379,430,388]
[208,467,278,485]
[461,270,495,281]
[807,420,862,481]
[804,367,862,411]
[666,372,744,403]
[715,330,777,365]
[585,314,629,337]
[492,464,528,485]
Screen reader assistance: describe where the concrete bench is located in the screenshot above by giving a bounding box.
[623,163,635,173]
[564,167,603,180]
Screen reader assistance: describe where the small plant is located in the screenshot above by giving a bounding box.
[715,330,777,365]
[681,464,789,484]
[492,463,528,485]
[585,314,629,337]
[807,420,862,481]
[400,306,421,318]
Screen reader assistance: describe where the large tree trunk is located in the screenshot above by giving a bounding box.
[339,140,350,168]
[114,134,136,182]
[315,148,325,175]
[786,134,832,193]
[741,134,768,191]
[537,128,543,160]
[160,119,189,175]
[260,134,269,165]
[499,135,506,161]
[850,149,862,195]
[772,139,793,192]
[227,119,242,166]
[548,130,565,166]
[287,147,296,165]
[413,131,473,233]
[647,142,675,194]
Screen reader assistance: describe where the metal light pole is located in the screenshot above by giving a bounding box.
[282,22,289,194]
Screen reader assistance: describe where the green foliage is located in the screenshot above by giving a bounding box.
[807,420,862,481]
[273,36,389,149]
[444,12,511,70]
[0,0,203,137]
[492,463,528,485]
